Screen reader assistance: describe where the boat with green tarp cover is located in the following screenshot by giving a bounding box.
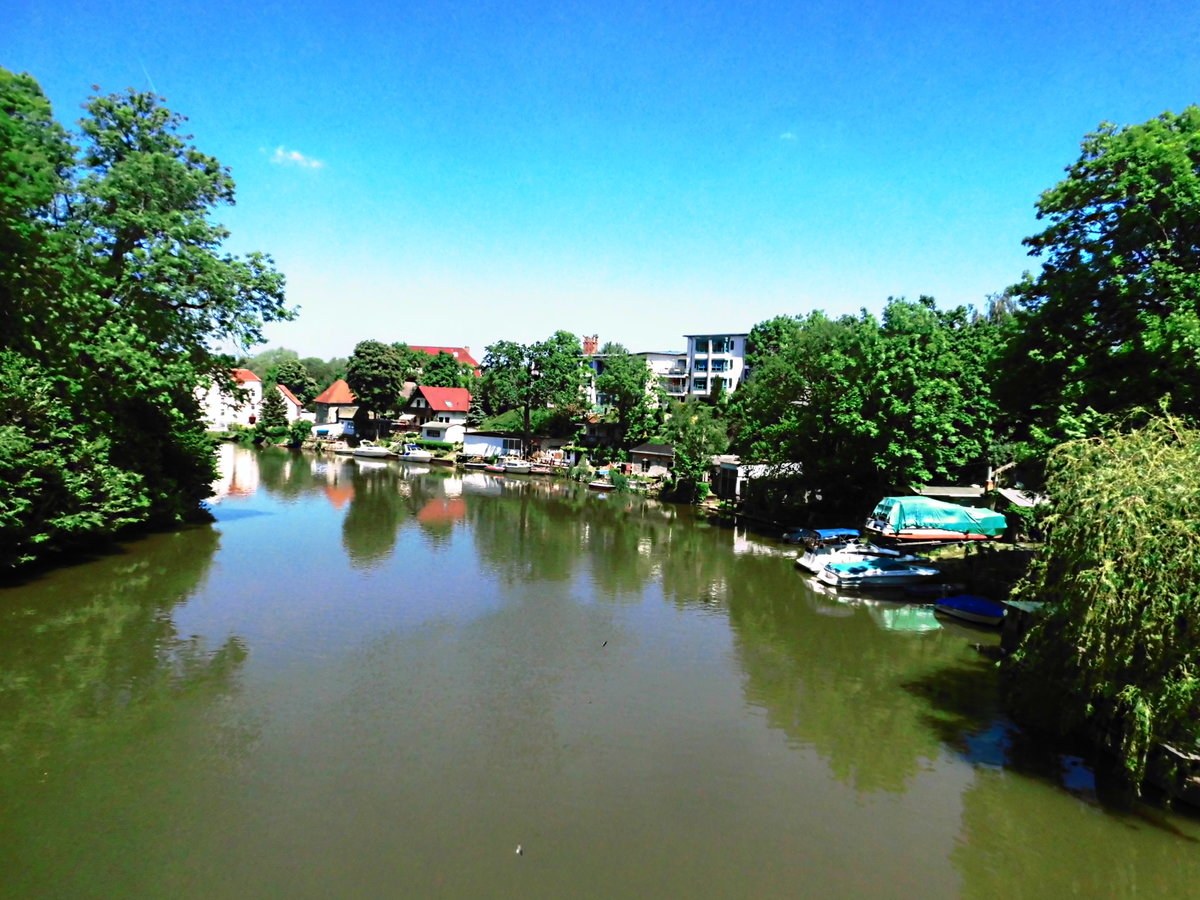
[864,496,1006,543]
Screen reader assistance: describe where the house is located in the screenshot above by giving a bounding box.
[462,430,525,459]
[405,385,471,444]
[630,442,675,477]
[638,351,689,399]
[712,458,803,504]
[276,384,304,423]
[684,333,748,397]
[312,379,362,436]
[196,368,264,429]
[409,345,482,377]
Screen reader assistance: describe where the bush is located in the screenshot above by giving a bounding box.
[1002,411,1200,792]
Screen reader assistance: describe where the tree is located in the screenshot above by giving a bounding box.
[1002,412,1200,795]
[273,358,319,406]
[258,384,289,431]
[482,331,588,454]
[999,107,1200,450]
[0,71,292,568]
[745,315,803,371]
[730,298,1002,517]
[594,343,654,447]
[664,398,729,502]
[423,350,470,388]
[345,340,409,420]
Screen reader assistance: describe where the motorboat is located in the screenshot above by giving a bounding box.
[934,594,1006,626]
[588,480,616,491]
[816,557,940,589]
[782,526,859,545]
[352,440,394,459]
[397,443,433,462]
[795,540,907,574]
[500,458,532,474]
[328,440,354,455]
[864,496,1007,544]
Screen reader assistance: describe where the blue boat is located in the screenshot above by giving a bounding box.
[934,594,1006,626]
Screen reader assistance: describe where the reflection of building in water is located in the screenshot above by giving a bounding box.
[417,497,467,525]
[730,523,787,557]
[460,472,503,497]
[209,442,260,502]
[440,476,463,498]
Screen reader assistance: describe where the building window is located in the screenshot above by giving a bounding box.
[710,359,729,373]
[692,377,707,392]
[694,359,708,372]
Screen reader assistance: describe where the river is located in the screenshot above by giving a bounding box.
[1,445,1198,898]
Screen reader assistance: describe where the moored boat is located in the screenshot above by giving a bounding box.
[864,496,1007,544]
[934,594,1006,626]
[501,458,532,474]
[816,557,940,589]
[352,440,394,459]
[397,443,433,462]
[588,480,616,491]
[795,538,907,574]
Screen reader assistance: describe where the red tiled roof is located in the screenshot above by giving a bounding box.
[409,346,481,370]
[414,385,471,412]
[314,378,356,404]
[233,368,261,383]
[276,384,302,407]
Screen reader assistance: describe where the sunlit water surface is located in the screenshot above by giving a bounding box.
[2,446,1198,898]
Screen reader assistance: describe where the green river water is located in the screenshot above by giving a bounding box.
[2,445,1198,898]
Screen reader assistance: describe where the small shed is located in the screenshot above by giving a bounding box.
[630,442,675,477]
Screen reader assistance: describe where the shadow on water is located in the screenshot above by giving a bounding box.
[903,650,1200,842]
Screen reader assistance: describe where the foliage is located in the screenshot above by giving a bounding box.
[664,397,728,502]
[257,384,289,431]
[345,340,409,417]
[287,418,312,446]
[422,350,472,389]
[998,107,1200,453]
[595,342,656,447]
[413,439,455,451]
[1002,412,1200,791]
[482,331,588,452]
[0,70,291,568]
[745,315,803,370]
[730,298,1003,517]
[273,358,320,406]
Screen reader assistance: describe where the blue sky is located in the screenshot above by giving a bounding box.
[7,0,1199,359]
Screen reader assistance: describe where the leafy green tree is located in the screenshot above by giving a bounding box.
[240,347,299,379]
[1003,412,1200,794]
[595,343,654,447]
[301,356,346,389]
[731,298,1002,517]
[999,107,1200,450]
[273,358,319,406]
[745,314,803,370]
[258,384,289,431]
[664,397,729,501]
[482,331,587,453]
[423,350,470,388]
[346,340,409,420]
[0,71,292,568]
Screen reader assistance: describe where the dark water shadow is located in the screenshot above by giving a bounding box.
[903,654,1200,839]
[209,506,274,522]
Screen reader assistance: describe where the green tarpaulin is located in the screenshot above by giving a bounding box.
[868,496,1007,537]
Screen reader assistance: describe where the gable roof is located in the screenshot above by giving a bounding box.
[314,378,356,404]
[276,384,302,407]
[413,385,471,412]
[630,442,675,457]
[409,345,481,371]
[232,368,261,383]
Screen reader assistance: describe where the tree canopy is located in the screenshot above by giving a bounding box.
[346,340,411,418]
[999,106,1200,448]
[731,298,1003,516]
[594,343,656,447]
[0,70,292,568]
[482,331,587,451]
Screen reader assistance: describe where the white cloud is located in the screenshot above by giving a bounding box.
[270,146,324,169]
[779,132,796,141]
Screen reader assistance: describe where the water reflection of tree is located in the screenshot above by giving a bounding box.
[0,525,249,782]
[341,464,410,567]
[725,574,981,794]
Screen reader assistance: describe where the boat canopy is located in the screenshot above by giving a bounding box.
[868,496,1007,538]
